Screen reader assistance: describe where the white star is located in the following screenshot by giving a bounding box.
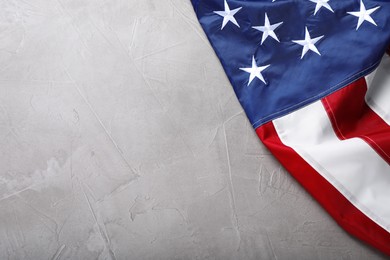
[347,0,380,30]
[292,27,324,59]
[253,13,283,44]
[240,56,270,86]
[213,0,242,30]
[309,0,334,15]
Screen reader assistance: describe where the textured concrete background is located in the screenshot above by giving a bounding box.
[0,0,387,259]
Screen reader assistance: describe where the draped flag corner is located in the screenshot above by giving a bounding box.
[191,0,390,255]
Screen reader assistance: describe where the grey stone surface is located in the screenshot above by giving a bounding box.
[0,0,387,259]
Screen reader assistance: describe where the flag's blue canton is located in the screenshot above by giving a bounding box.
[191,0,390,128]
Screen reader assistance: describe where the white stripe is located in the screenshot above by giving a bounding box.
[365,54,390,125]
[273,101,390,232]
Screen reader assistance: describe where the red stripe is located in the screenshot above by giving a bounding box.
[322,77,390,163]
[256,122,390,256]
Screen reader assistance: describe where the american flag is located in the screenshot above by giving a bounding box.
[191,0,390,255]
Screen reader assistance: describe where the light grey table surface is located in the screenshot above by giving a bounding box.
[0,0,387,259]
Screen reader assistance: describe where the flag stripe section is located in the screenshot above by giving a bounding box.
[256,122,390,255]
[322,78,390,163]
[272,100,390,233]
[365,54,390,125]
[255,55,390,254]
